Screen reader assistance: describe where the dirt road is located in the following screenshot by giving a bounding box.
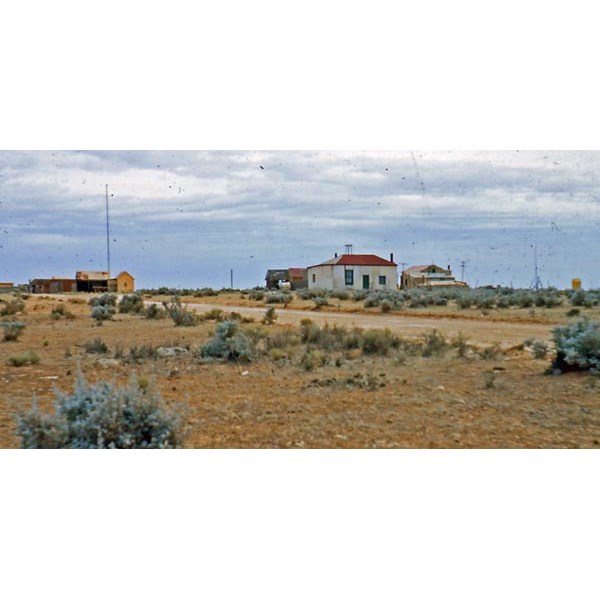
[172,301,553,347]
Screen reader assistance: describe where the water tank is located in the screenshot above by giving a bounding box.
[572,278,582,290]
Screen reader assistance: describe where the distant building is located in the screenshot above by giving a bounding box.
[0,282,14,292]
[30,278,78,294]
[109,271,135,293]
[307,253,397,291]
[75,271,110,293]
[265,268,307,290]
[401,264,467,289]
[30,270,135,294]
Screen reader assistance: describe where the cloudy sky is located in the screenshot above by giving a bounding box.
[1,150,599,290]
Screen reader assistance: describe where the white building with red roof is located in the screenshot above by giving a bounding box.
[307,252,398,291]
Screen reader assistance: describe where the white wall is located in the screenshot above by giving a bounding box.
[308,264,397,290]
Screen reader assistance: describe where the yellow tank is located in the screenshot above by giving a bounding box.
[572,278,582,290]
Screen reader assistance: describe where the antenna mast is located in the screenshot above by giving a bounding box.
[531,245,542,290]
[105,184,111,277]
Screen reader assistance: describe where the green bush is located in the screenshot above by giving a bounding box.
[165,297,199,326]
[16,374,185,448]
[265,291,292,304]
[6,351,40,366]
[551,319,600,372]
[313,296,329,310]
[262,307,278,325]
[51,304,74,319]
[524,338,549,359]
[2,320,26,341]
[91,304,115,323]
[143,303,167,319]
[83,337,108,354]
[0,297,26,316]
[361,328,399,355]
[118,293,144,314]
[199,320,253,362]
[88,293,117,308]
[300,349,330,371]
[421,329,449,357]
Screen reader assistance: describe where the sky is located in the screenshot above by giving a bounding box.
[1,149,600,290]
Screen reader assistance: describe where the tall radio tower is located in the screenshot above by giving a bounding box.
[530,245,542,290]
[105,184,111,277]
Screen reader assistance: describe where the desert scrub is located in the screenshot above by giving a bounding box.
[523,338,549,359]
[2,320,26,341]
[265,291,292,304]
[1,297,26,316]
[420,329,449,357]
[118,293,144,314]
[192,287,219,297]
[262,306,278,325]
[165,297,199,326]
[199,320,254,362]
[248,289,265,301]
[300,349,330,371]
[551,318,600,372]
[6,350,40,366]
[199,308,224,321]
[51,304,74,320]
[451,332,471,358]
[312,296,329,310]
[360,328,399,355]
[90,304,116,324]
[83,337,108,354]
[143,303,167,319]
[88,293,117,308]
[16,374,185,449]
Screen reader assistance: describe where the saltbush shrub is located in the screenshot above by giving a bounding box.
[143,303,167,319]
[118,293,144,314]
[199,320,253,362]
[551,319,600,372]
[262,307,278,325]
[16,374,185,448]
[91,304,116,324]
[51,304,74,320]
[83,337,108,354]
[6,351,40,366]
[165,297,199,326]
[2,320,26,341]
[421,329,449,357]
[88,293,117,308]
[1,297,26,316]
[265,291,292,304]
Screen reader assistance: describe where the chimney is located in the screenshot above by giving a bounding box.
[335,252,338,258]
[447,264,451,271]
[390,253,394,263]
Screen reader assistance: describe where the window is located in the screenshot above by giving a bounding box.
[379,275,386,285]
[312,274,316,283]
[345,269,354,285]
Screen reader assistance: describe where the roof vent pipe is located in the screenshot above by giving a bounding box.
[335,253,338,258]
[390,253,394,263]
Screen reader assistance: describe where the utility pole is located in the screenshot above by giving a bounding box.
[230,269,233,289]
[460,260,466,282]
[105,184,111,277]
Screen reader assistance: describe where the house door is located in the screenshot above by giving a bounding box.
[362,274,370,289]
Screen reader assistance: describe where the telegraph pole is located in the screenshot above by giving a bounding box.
[460,260,466,282]
[105,184,111,277]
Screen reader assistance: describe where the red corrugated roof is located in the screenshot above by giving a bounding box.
[288,268,306,278]
[309,254,396,268]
